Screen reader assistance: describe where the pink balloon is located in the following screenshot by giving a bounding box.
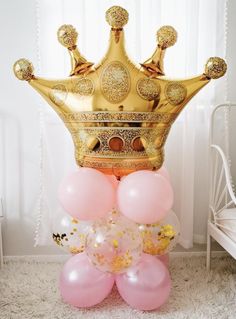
[116,254,171,311]
[155,166,170,181]
[157,254,169,268]
[60,253,115,308]
[117,170,174,224]
[58,168,116,220]
[106,174,119,189]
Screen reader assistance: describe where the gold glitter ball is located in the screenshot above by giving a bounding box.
[165,82,187,105]
[57,24,78,48]
[204,57,227,79]
[74,78,94,96]
[101,61,130,103]
[137,78,161,101]
[106,6,129,28]
[13,59,34,81]
[157,26,177,49]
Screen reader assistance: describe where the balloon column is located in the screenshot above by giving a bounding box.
[13,5,226,311]
[57,167,176,310]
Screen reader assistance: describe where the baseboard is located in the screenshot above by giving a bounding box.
[170,250,228,258]
[3,250,228,263]
[3,254,70,263]
[193,234,207,244]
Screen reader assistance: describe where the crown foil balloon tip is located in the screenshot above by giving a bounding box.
[204,57,227,79]
[156,25,178,49]
[57,24,78,49]
[105,6,129,29]
[13,5,227,177]
[13,58,34,81]
[57,24,94,75]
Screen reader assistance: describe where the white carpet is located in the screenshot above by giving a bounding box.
[0,255,236,319]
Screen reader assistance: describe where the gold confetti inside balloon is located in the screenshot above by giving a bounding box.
[138,210,180,255]
[85,211,143,273]
[13,6,227,177]
[52,210,91,254]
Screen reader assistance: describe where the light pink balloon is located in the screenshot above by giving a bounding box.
[58,168,116,220]
[116,254,171,311]
[117,170,174,224]
[157,253,169,268]
[106,174,119,190]
[60,253,115,308]
[155,166,170,181]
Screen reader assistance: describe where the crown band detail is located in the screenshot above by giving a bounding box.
[72,127,168,159]
[61,111,178,123]
[80,152,164,174]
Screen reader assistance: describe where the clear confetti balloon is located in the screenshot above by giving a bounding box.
[52,208,91,254]
[138,210,180,255]
[85,211,143,274]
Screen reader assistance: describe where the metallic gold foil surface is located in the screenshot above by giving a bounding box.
[13,6,227,177]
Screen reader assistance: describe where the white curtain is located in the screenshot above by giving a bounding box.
[34,0,228,248]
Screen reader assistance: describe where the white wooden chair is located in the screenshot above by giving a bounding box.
[207,103,236,269]
[0,198,3,268]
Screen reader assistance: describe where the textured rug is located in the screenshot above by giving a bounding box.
[0,255,236,319]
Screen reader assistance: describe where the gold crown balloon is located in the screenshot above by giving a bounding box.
[13,6,227,177]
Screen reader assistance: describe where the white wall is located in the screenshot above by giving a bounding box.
[0,0,235,256]
[0,0,60,255]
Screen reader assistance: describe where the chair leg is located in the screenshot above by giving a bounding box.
[206,231,211,270]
